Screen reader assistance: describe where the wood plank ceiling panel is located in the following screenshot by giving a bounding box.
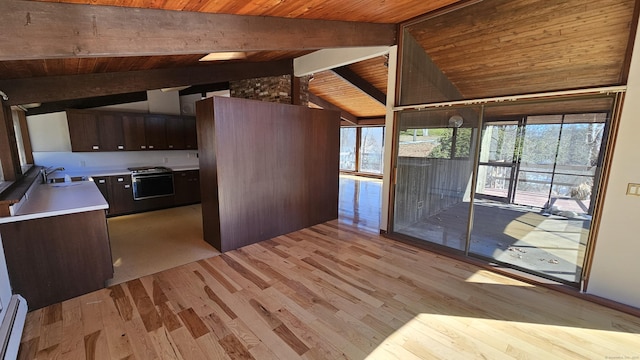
[29,0,464,23]
[347,56,389,94]
[309,71,385,118]
[407,0,636,99]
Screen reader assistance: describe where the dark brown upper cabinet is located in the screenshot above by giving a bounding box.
[97,113,125,151]
[67,109,125,152]
[122,113,147,151]
[184,116,198,150]
[165,115,186,150]
[67,109,197,152]
[144,115,168,150]
[67,110,100,152]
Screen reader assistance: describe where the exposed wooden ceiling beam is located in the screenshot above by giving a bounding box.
[0,59,292,106]
[308,93,358,125]
[331,66,387,104]
[25,92,148,116]
[179,82,230,96]
[0,1,396,61]
[357,117,386,126]
[294,46,389,76]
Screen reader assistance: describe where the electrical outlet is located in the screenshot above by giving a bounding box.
[626,183,640,196]
[80,160,86,167]
[163,157,169,164]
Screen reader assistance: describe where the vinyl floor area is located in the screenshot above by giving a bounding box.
[106,204,219,286]
[16,176,640,359]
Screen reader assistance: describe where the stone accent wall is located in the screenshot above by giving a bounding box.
[229,75,310,106]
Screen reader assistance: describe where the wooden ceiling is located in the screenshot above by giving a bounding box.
[405,0,637,100]
[1,0,638,122]
[27,0,461,23]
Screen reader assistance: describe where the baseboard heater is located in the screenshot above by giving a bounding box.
[0,295,27,360]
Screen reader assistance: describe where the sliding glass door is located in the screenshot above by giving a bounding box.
[391,96,614,285]
[393,106,480,251]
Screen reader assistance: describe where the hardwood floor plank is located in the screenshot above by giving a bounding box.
[98,290,135,360]
[203,285,238,320]
[108,284,134,322]
[126,279,163,332]
[170,326,211,360]
[196,258,243,293]
[17,337,39,360]
[58,299,85,360]
[42,303,62,325]
[121,315,160,359]
[272,323,310,356]
[178,308,210,339]
[218,333,256,360]
[220,254,272,290]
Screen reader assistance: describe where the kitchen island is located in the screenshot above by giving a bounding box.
[0,180,112,310]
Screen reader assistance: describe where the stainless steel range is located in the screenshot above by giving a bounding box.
[128,166,174,200]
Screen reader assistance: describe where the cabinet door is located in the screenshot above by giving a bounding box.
[165,116,186,150]
[122,114,147,151]
[174,170,200,205]
[173,171,190,205]
[91,176,111,215]
[98,113,126,151]
[67,110,100,152]
[144,115,168,150]
[0,210,112,310]
[184,117,198,150]
[109,175,135,215]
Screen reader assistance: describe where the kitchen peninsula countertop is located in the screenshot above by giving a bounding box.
[0,181,108,224]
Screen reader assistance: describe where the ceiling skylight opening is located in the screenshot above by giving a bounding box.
[199,52,247,61]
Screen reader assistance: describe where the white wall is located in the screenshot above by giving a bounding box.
[27,112,72,152]
[587,21,640,308]
[148,89,181,115]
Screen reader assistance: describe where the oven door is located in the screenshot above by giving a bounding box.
[131,173,174,200]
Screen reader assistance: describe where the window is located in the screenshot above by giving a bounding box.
[359,127,384,174]
[340,127,356,171]
[340,126,385,175]
[398,127,470,159]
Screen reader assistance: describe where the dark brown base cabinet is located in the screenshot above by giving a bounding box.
[93,170,200,217]
[0,210,113,310]
[174,170,201,206]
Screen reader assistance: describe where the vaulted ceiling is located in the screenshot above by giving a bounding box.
[0,0,638,122]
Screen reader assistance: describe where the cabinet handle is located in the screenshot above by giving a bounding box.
[168,145,174,149]
[141,145,146,149]
[124,185,131,189]
[92,145,99,150]
[149,145,154,149]
[118,145,124,150]
[117,178,124,182]
[98,179,106,184]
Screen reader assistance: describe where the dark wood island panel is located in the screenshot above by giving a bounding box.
[196,96,340,252]
[0,210,113,310]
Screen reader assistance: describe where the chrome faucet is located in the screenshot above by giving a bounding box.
[41,166,65,183]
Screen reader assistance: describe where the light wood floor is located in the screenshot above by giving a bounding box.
[17,177,640,359]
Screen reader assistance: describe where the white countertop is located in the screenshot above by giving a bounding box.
[48,166,200,180]
[0,181,108,224]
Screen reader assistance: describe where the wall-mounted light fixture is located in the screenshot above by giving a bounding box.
[449,114,463,128]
